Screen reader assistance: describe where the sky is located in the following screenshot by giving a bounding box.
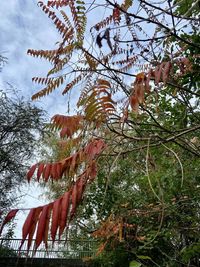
[0,0,69,117]
[0,0,67,237]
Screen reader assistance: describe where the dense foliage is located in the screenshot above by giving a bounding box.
[0,90,45,235]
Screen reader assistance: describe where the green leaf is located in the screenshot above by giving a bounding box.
[129,261,141,267]
[137,255,151,260]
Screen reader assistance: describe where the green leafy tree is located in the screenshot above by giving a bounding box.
[0,90,45,235]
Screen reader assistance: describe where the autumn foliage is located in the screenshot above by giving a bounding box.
[1,0,199,258]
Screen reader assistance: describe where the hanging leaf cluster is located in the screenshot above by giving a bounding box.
[19,161,97,252]
[78,79,116,124]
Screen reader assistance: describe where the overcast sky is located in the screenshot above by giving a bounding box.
[0,0,66,237]
[0,0,70,117]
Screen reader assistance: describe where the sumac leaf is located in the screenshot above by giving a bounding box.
[43,163,52,182]
[20,209,36,250]
[130,95,139,113]
[59,191,71,238]
[27,207,42,251]
[43,204,52,249]
[27,164,37,182]
[37,163,45,181]
[70,184,78,220]
[35,205,49,249]
[51,198,61,242]
[0,209,19,236]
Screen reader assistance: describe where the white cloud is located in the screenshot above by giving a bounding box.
[0,0,59,102]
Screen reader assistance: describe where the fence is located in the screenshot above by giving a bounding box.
[0,238,97,259]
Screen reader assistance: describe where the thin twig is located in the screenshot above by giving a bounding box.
[100,150,122,214]
[146,138,161,202]
[161,143,184,188]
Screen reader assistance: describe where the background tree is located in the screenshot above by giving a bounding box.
[0,89,45,235]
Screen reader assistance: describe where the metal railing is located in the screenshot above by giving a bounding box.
[0,238,97,259]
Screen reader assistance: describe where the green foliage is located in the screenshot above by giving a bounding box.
[0,89,45,234]
[174,0,200,16]
[90,244,131,267]
[0,245,17,257]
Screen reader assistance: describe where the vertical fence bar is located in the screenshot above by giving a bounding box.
[0,238,97,259]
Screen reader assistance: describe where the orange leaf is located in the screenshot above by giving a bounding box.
[135,83,145,104]
[70,184,78,221]
[43,204,52,249]
[130,95,139,113]
[59,191,71,238]
[76,177,86,204]
[136,72,145,82]
[35,205,49,249]
[27,207,42,251]
[51,198,61,242]
[97,79,111,88]
[145,69,152,93]
[96,241,108,256]
[20,209,36,250]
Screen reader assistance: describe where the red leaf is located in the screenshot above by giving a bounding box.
[20,209,36,250]
[96,139,106,154]
[51,198,61,242]
[37,163,44,181]
[59,191,71,238]
[56,162,63,180]
[51,163,57,179]
[113,7,120,24]
[0,209,19,236]
[60,127,71,138]
[27,164,37,182]
[70,153,78,173]
[154,63,163,84]
[85,139,105,161]
[43,163,51,182]
[76,177,85,204]
[27,207,42,251]
[35,205,49,249]
[70,184,78,221]
[43,204,52,249]
[89,161,97,182]
[163,61,171,84]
